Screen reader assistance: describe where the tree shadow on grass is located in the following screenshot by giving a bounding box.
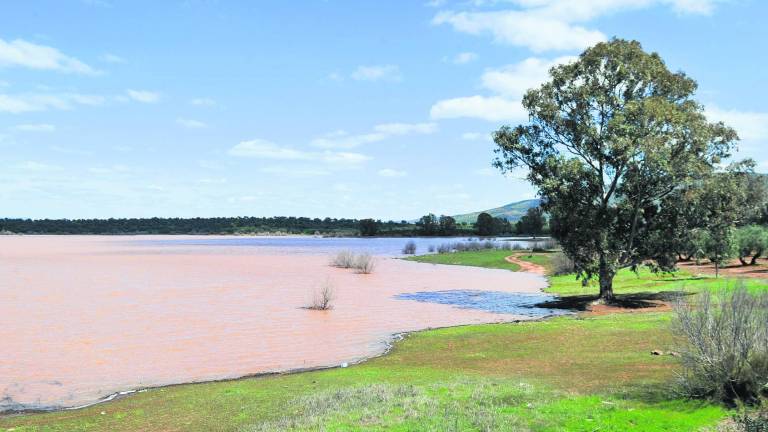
[535,291,693,311]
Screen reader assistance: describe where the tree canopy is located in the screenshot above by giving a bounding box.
[516,207,546,236]
[493,39,738,300]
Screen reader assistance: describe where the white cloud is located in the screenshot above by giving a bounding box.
[706,104,768,142]
[0,38,99,74]
[320,151,371,165]
[432,1,719,52]
[126,89,160,103]
[433,10,605,52]
[351,65,402,82]
[13,123,56,132]
[311,130,386,149]
[176,117,208,128]
[229,139,313,160]
[431,95,526,122]
[378,168,407,177]
[312,122,437,149]
[0,93,105,113]
[430,56,574,122]
[373,122,438,135]
[259,166,331,177]
[449,51,478,64]
[481,56,576,97]
[229,139,371,166]
[191,97,217,107]
[100,53,125,63]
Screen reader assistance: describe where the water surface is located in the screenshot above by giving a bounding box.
[0,235,550,411]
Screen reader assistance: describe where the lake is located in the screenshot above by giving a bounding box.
[0,235,557,412]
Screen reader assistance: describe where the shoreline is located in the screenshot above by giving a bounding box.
[1,312,566,417]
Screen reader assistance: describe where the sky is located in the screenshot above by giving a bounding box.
[1,0,767,220]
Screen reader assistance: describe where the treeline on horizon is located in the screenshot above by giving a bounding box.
[0,207,548,237]
[0,216,405,236]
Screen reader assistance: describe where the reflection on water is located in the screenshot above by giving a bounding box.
[395,290,569,318]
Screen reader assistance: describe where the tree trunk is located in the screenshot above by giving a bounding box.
[750,250,762,265]
[739,256,749,266]
[598,255,616,301]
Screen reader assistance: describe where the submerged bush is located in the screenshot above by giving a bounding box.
[353,253,376,274]
[672,284,768,405]
[331,250,356,268]
[306,279,335,310]
[402,240,417,255]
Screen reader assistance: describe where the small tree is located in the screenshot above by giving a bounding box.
[493,39,737,300]
[416,214,438,236]
[493,217,512,235]
[516,207,545,237]
[475,212,495,237]
[438,215,457,236]
[358,218,380,237]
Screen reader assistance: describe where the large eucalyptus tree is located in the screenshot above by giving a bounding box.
[493,39,738,300]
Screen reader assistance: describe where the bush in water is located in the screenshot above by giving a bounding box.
[353,253,376,274]
[331,250,356,268]
[306,279,335,310]
[402,241,417,255]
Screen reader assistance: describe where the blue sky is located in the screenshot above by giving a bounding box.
[1,0,766,220]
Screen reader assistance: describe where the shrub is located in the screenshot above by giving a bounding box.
[539,238,558,251]
[306,279,335,310]
[402,240,417,255]
[550,252,575,275]
[672,284,768,405]
[729,409,768,432]
[331,250,356,268]
[353,253,376,274]
[436,243,453,254]
[428,245,435,253]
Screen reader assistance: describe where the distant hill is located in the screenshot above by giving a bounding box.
[452,199,542,224]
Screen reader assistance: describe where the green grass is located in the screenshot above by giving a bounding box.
[547,266,768,297]
[404,249,520,271]
[0,313,725,431]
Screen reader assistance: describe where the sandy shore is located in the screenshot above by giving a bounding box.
[0,235,547,411]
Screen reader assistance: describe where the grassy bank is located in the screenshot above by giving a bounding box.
[5,249,756,431]
[403,249,521,271]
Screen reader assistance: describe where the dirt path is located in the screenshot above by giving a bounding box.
[678,259,768,280]
[505,254,547,275]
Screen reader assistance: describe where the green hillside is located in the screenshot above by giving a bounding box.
[452,199,541,224]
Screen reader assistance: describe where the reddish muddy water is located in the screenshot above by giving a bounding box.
[0,236,548,411]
